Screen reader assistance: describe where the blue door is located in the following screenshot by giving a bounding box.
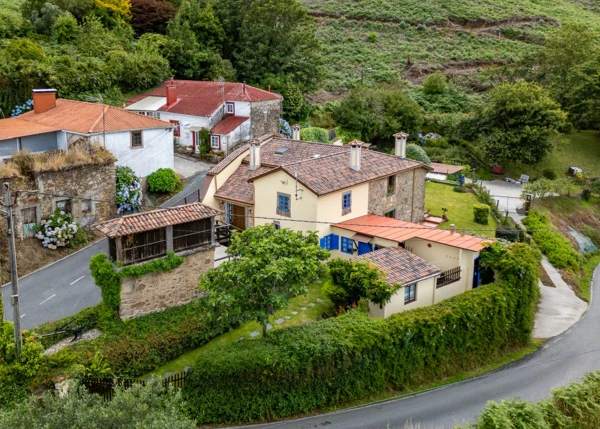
[473,256,481,288]
[358,242,373,256]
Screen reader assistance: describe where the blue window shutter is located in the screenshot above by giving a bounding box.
[277,195,283,211]
[330,234,339,250]
[320,237,327,249]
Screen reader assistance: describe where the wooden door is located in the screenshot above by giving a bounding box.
[232,205,246,231]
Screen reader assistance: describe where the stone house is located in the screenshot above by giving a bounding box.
[0,89,175,178]
[95,202,223,319]
[125,80,282,156]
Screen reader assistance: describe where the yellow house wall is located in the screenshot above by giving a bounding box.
[406,237,460,271]
[315,183,369,237]
[202,147,250,209]
[369,276,437,318]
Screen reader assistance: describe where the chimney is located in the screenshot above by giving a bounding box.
[166,82,177,107]
[243,82,246,94]
[249,139,261,170]
[393,132,408,158]
[350,140,362,171]
[32,89,57,114]
[268,85,271,92]
[450,224,455,234]
[292,124,301,140]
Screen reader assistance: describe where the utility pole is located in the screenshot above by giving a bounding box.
[3,182,22,362]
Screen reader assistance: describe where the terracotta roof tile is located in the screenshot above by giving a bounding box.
[126,80,281,117]
[430,163,464,175]
[19,99,172,134]
[356,247,441,286]
[0,118,61,140]
[95,202,222,238]
[207,144,250,175]
[212,116,250,135]
[333,214,493,252]
[214,164,274,205]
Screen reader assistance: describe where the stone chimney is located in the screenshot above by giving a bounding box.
[249,139,261,170]
[350,140,362,171]
[166,82,177,107]
[32,89,57,114]
[292,124,301,140]
[393,132,409,158]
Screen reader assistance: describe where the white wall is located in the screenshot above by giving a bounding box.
[219,119,252,155]
[91,128,174,178]
[158,112,209,147]
[57,131,67,151]
[233,101,251,117]
[369,276,437,318]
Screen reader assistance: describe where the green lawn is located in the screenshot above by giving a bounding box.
[504,130,600,179]
[142,278,335,378]
[425,181,498,237]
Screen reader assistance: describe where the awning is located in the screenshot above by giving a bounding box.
[188,126,205,132]
[351,233,373,243]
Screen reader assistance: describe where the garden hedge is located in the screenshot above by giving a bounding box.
[147,168,181,193]
[473,203,490,225]
[183,243,540,424]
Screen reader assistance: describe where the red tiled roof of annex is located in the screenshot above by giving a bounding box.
[95,203,223,238]
[333,214,492,252]
[214,164,274,205]
[0,118,61,140]
[212,116,250,135]
[430,163,464,175]
[127,80,282,117]
[19,99,172,134]
[357,247,441,285]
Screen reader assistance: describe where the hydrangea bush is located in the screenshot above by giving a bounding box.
[11,99,33,117]
[34,210,85,250]
[280,119,292,138]
[115,166,142,214]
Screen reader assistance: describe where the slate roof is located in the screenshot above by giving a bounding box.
[126,80,282,117]
[357,247,441,286]
[0,118,60,140]
[212,115,250,135]
[95,203,222,238]
[333,214,492,252]
[214,164,274,205]
[18,99,172,134]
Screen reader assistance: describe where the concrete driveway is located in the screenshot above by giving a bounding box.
[481,180,525,223]
[174,154,213,179]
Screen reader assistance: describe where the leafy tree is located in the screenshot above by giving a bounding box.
[130,0,176,35]
[0,379,195,429]
[200,225,329,336]
[169,0,225,50]
[422,71,447,95]
[479,81,566,165]
[406,143,431,165]
[52,13,79,43]
[31,3,66,35]
[93,0,132,25]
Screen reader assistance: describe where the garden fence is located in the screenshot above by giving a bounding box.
[82,371,187,401]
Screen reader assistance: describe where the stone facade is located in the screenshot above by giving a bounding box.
[12,161,116,239]
[250,99,281,139]
[119,247,215,320]
[368,167,427,223]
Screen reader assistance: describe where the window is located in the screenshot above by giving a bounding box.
[384,209,396,218]
[320,234,339,250]
[170,120,180,137]
[263,104,269,114]
[55,199,72,214]
[277,193,291,217]
[131,131,143,148]
[387,175,396,196]
[148,111,160,119]
[342,191,352,215]
[341,236,354,255]
[404,283,417,304]
[225,102,235,114]
[211,135,220,149]
[225,202,234,224]
[273,221,281,230]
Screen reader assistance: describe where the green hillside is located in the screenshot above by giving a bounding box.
[302,0,600,91]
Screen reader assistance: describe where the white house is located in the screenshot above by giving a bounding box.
[125,80,282,155]
[0,89,174,178]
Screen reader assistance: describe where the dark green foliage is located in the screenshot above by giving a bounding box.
[422,71,447,95]
[321,282,348,308]
[522,211,581,271]
[147,168,181,193]
[582,188,592,202]
[300,127,329,144]
[495,226,524,243]
[119,252,185,278]
[473,203,490,225]
[325,259,395,306]
[542,169,557,180]
[406,143,431,165]
[453,185,467,193]
[198,128,211,155]
[184,243,540,423]
[90,254,121,314]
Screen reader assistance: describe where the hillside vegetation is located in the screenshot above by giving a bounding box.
[302,0,600,91]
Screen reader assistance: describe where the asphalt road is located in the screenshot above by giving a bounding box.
[247,266,600,429]
[2,170,208,330]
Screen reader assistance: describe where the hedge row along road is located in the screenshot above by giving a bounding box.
[247,264,600,429]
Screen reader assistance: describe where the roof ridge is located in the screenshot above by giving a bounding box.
[88,105,109,134]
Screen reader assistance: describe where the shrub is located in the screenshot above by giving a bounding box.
[147,168,181,193]
[423,71,447,95]
[542,168,557,180]
[406,143,431,165]
[582,188,592,201]
[183,243,540,424]
[321,281,348,308]
[115,166,142,214]
[453,185,467,193]
[300,127,329,144]
[34,209,86,250]
[366,32,379,42]
[495,226,524,243]
[473,204,490,225]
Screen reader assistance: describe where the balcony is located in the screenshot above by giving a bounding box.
[436,267,461,288]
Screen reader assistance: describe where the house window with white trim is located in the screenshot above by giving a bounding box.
[170,120,180,137]
[211,135,220,149]
[225,102,235,114]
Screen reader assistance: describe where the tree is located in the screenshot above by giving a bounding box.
[0,379,195,429]
[479,81,566,165]
[52,13,79,43]
[200,225,329,336]
[422,71,447,95]
[130,0,176,35]
[93,0,132,25]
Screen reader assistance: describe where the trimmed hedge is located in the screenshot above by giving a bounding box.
[473,203,490,225]
[147,168,181,193]
[183,243,540,424]
[495,225,525,243]
[300,127,329,144]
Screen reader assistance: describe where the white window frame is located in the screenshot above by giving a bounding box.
[211,135,220,149]
[225,102,235,114]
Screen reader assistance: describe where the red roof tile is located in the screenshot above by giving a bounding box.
[95,203,222,238]
[333,214,492,252]
[212,116,250,135]
[127,80,282,117]
[357,247,441,286]
[19,99,172,134]
[430,163,464,175]
[0,118,61,140]
[207,144,250,175]
[214,164,274,205]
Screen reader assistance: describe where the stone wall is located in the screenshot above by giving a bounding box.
[368,167,427,223]
[250,99,281,139]
[119,247,214,320]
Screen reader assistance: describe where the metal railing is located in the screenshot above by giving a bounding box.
[172,188,202,207]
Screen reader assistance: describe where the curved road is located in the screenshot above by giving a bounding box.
[248,267,600,429]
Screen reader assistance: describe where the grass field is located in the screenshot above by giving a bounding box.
[425,181,498,237]
[142,278,335,378]
[504,131,600,180]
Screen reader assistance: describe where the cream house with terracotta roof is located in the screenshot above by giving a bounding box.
[0,89,174,178]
